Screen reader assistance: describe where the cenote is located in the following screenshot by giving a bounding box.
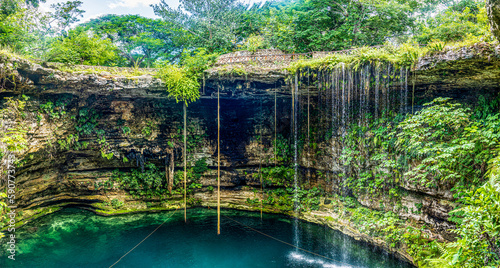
[1,208,411,268]
[3,2,500,267]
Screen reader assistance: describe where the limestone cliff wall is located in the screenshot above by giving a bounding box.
[1,44,500,245]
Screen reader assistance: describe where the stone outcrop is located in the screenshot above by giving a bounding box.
[414,42,500,93]
[487,0,500,41]
[2,44,500,265]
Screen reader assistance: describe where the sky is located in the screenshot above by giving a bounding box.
[40,0,264,24]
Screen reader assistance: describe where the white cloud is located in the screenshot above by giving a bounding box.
[109,0,161,9]
[81,13,105,24]
[38,0,63,13]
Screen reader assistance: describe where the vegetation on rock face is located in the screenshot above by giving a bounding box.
[156,64,200,105]
[111,160,208,198]
[0,95,29,152]
[287,43,424,73]
[338,96,500,267]
[341,96,500,197]
[2,0,500,267]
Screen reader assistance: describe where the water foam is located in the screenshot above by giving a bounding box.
[288,251,356,268]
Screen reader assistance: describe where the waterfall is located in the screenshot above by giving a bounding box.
[293,72,300,249]
[286,60,411,192]
[404,68,409,114]
[285,60,410,259]
[375,64,380,121]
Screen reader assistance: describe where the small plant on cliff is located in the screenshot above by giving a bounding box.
[121,126,131,135]
[110,198,124,209]
[156,60,203,221]
[112,163,168,197]
[39,101,66,120]
[0,95,29,153]
[0,192,7,239]
[141,121,155,137]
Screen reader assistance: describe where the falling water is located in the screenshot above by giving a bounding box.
[375,64,380,121]
[288,59,410,260]
[400,67,404,113]
[293,72,300,250]
[404,68,409,114]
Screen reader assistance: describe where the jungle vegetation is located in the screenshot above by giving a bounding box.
[0,0,495,67]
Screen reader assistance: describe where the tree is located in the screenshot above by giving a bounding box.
[0,0,43,51]
[267,0,415,52]
[47,0,84,34]
[83,14,180,67]
[47,28,118,65]
[486,0,500,40]
[152,0,248,53]
[416,0,490,43]
[0,0,84,57]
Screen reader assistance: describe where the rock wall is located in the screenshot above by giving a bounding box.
[487,0,500,41]
[1,46,500,263]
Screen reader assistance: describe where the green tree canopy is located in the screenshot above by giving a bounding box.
[82,14,180,67]
[152,0,250,54]
[416,0,490,43]
[47,28,117,65]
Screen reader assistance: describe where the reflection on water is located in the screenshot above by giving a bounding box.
[0,208,413,268]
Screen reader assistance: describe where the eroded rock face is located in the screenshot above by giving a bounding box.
[414,43,500,97]
[2,46,500,252]
[487,0,500,41]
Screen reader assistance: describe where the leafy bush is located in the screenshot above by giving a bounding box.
[155,63,200,105]
[47,28,118,65]
[110,198,124,209]
[272,134,292,163]
[423,157,500,267]
[341,97,500,199]
[121,126,130,135]
[416,5,490,44]
[446,175,500,267]
[112,163,168,197]
[192,158,208,179]
[0,95,29,152]
[75,108,99,136]
[396,98,500,188]
[259,165,294,187]
[179,48,218,78]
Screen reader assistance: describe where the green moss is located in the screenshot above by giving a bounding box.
[53,64,156,78]
[213,64,249,76]
[287,39,498,74]
[1,206,63,231]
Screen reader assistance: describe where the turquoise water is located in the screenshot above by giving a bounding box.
[1,208,412,268]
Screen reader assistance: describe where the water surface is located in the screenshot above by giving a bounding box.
[1,208,412,268]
